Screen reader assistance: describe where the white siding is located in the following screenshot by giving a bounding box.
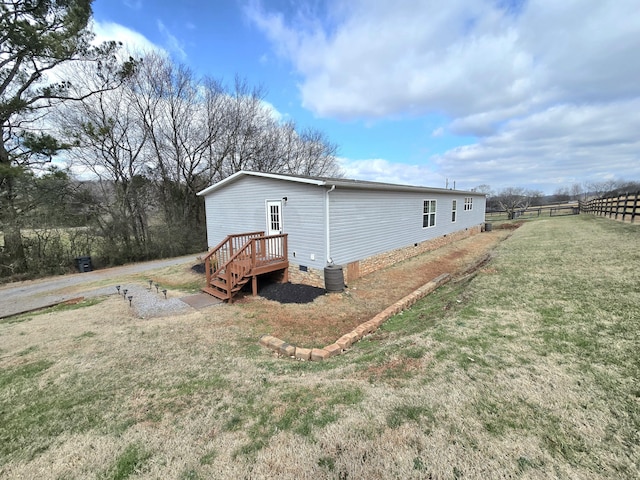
[328,188,485,264]
[204,176,326,269]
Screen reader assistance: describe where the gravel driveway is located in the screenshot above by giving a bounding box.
[0,253,207,319]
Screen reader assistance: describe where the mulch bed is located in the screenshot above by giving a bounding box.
[193,262,325,304]
[257,282,326,304]
[191,263,206,274]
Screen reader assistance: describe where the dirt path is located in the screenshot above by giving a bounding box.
[0,252,206,319]
[235,229,514,347]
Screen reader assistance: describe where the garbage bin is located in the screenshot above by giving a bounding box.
[75,256,93,273]
[324,264,345,292]
[484,222,493,232]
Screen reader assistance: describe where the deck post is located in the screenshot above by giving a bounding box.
[201,233,290,302]
[226,266,232,304]
[251,239,257,268]
[282,234,289,283]
[282,234,288,261]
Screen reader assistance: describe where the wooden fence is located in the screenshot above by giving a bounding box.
[580,191,639,224]
[485,204,579,221]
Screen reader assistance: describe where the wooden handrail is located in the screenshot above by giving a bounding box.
[203,233,288,302]
[223,234,286,271]
[203,231,265,286]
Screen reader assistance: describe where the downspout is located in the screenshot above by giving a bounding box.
[325,184,336,264]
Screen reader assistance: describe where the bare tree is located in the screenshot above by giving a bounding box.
[130,54,230,251]
[569,183,583,201]
[52,50,342,265]
[586,180,621,199]
[553,186,571,203]
[57,62,151,259]
[587,180,640,198]
[496,187,539,219]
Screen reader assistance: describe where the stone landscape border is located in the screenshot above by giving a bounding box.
[259,272,452,361]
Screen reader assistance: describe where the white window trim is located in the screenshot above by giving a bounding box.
[464,197,473,211]
[423,199,437,228]
[452,199,457,223]
[265,199,283,234]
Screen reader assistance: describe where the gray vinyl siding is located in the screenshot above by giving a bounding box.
[328,188,485,265]
[203,176,326,269]
[202,172,486,269]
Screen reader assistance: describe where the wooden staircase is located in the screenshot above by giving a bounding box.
[202,232,289,303]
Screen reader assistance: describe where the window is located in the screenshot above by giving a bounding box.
[423,200,436,228]
[464,197,473,211]
[451,200,457,222]
[270,204,280,231]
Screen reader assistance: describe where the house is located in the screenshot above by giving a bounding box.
[197,170,486,300]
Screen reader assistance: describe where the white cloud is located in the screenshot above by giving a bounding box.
[338,158,445,189]
[246,0,538,123]
[91,20,166,57]
[247,0,640,125]
[431,127,445,138]
[92,19,186,62]
[157,20,188,61]
[247,0,640,193]
[123,0,142,9]
[260,99,285,122]
[433,100,640,191]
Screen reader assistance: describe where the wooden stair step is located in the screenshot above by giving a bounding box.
[202,286,229,300]
[211,279,230,290]
[231,280,250,292]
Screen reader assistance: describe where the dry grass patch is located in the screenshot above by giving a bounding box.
[235,229,512,347]
[1,216,638,479]
[135,264,205,293]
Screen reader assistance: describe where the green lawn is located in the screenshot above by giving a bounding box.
[0,214,638,479]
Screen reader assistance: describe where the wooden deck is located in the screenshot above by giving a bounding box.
[202,232,289,303]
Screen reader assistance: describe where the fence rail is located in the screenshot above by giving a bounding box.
[485,204,579,221]
[580,192,640,224]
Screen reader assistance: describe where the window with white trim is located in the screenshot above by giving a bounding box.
[464,197,473,211]
[423,200,436,228]
[451,199,457,222]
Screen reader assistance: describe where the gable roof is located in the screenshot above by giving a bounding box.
[197,170,483,197]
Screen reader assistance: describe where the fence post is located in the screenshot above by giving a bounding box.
[615,195,622,220]
[582,191,640,224]
[623,193,629,222]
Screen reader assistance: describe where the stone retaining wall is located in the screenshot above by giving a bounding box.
[286,224,482,287]
[349,225,481,283]
[259,272,452,361]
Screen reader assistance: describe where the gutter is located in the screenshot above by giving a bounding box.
[325,184,336,264]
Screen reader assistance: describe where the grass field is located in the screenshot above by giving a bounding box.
[0,215,638,479]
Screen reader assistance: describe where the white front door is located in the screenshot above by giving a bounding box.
[266,200,282,236]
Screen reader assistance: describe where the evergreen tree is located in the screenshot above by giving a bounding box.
[0,0,134,274]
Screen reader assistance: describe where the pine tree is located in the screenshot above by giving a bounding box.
[0,0,134,275]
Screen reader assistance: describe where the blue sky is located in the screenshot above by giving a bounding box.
[91,0,640,194]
